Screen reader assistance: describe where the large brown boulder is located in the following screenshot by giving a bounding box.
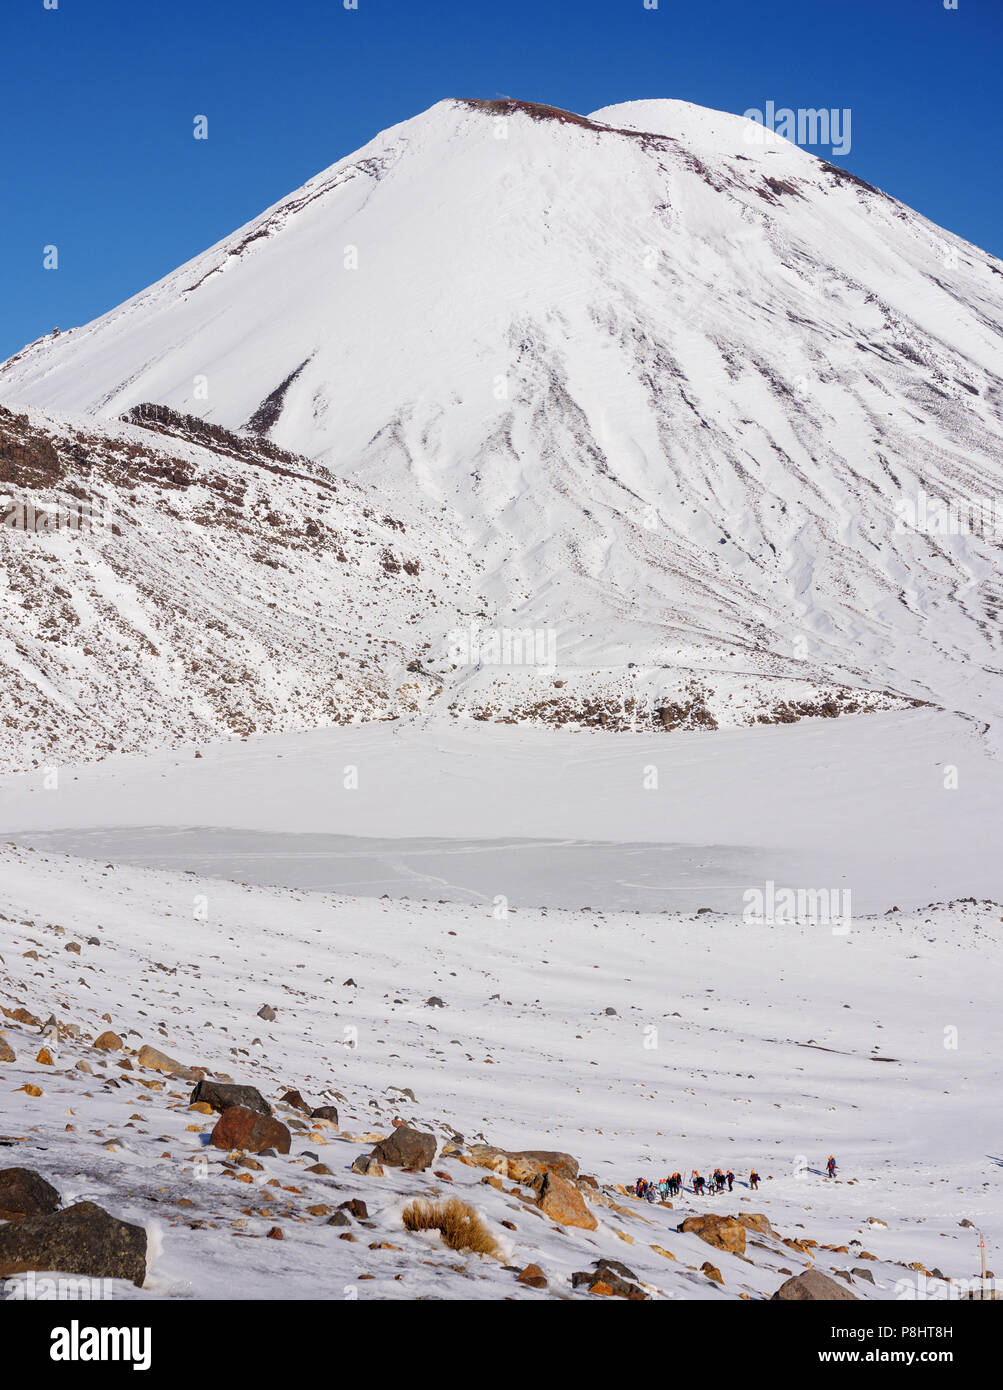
[0,1168,61,1222]
[0,1201,147,1286]
[773,1269,858,1301]
[677,1214,747,1255]
[190,1080,272,1116]
[466,1145,579,1183]
[537,1171,597,1230]
[371,1125,436,1172]
[209,1105,291,1154]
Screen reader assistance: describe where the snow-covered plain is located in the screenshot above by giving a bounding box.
[1,709,1000,914]
[1,840,1000,1301]
[1,703,1001,1298]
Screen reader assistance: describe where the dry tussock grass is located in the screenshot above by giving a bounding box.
[401,1197,500,1257]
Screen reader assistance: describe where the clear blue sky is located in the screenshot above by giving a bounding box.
[2,0,1000,360]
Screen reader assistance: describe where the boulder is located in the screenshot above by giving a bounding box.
[92,1030,123,1052]
[2,1007,39,1027]
[351,1154,384,1177]
[208,1106,291,1155]
[0,1035,14,1063]
[338,1199,368,1219]
[0,1201,146,1286]
[371,1125,436,1172]
[702,1261,724,1284]
[772,1269,858,1301]
[136,1045,197,1080]
[0,1168,61,1222]
[572,1261,647,1299]
[677,1214,746,1255]
[736,1213,774,1234]
[278,1089,311,1114]
[517,1263,548,1288]
[537,1171,597,1231]
[190,1080,271,1116]
[310,1105,339,1124]
[466,1144,579,1183]
[600,1276,647,1301]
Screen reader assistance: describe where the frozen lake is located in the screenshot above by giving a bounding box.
[3,708,1000,913]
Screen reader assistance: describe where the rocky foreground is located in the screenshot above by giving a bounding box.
[1,842,1000,1300]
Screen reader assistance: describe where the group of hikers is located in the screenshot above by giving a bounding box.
[633,1168,760,1200]
[632,1154,837,1201]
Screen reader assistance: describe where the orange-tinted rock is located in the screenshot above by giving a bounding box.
[209,1106,291,1155]
[136,1045,197,1080]
[736,1213,773,1234]
[466,1145,579,1183]
[536,1171,597,1230]
[677,1214,747,1255]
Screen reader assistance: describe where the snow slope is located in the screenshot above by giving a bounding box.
[1,843,1000,1300]
[2,98,1002,736]
[0,399,914,772]
[0,402,486,771]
